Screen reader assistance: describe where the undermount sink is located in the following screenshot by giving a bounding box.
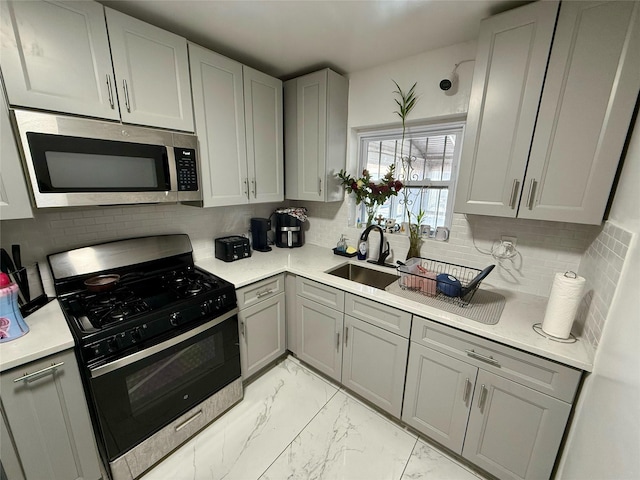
[327,263,398,290]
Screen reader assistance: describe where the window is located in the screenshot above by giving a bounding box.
[357,123,463,232]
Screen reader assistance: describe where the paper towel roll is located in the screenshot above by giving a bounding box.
[542,272,586,339]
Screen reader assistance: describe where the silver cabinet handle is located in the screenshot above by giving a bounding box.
[240,319,245,338]
[509,179,520,209]
[463,378,472,403]
[244,178,249,198]
[318,178,322,194]
[175,410,203,432]
[251,179,257,198]
[123,79,131,113]
[526,178,537,210]
[14,362,64,383]
[344,326,349,347]
[478,384,488,411]
[336,332,340,351]
[465,349,500,367]
[256,288,274,298]
[106,74,114,109]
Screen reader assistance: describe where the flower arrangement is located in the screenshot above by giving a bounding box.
[337,164,402,227]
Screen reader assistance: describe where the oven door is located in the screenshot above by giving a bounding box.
[88,309,240,461]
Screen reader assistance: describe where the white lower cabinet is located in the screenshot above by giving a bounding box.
[342,315,408,417]
[402,342,477,453]
[463,370,571,480]
[295,277,410,418]
[296,295,344,382]
[237,275,286,379]
[404,316,581,480]
[0,349,102,480]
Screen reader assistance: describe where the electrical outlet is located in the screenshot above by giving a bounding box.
[501,235,517,247]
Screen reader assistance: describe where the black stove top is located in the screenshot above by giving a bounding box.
[49,235,239,366]
[61,266,223,332]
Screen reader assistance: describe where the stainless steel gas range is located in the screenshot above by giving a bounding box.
[48,235,243,480]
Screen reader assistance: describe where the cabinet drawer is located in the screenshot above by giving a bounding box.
[296,276,344,311]
[237,274,284,309]
[345,293,411,338]
[411,316,581,402]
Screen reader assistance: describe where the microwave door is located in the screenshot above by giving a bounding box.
[11,110,202,208]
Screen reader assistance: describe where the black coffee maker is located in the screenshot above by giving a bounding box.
[250,218,272,252]
[274,211,304,248]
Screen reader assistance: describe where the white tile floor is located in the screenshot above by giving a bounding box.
[142,356,486,480]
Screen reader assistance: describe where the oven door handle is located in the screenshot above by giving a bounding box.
[90,308,239,378]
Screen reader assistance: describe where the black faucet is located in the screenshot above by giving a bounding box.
[359,224,391,266]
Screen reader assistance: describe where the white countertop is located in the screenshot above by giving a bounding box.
[0,299,74,373]
[197,244,594,372]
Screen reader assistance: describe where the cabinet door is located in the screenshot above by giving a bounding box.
[402,343,477,454]
[519,1,640,224]
[106,7,193,131]
[296,70,327,201]
[454,1,558,217]
[342,315,408,418]
[0,92,33,220]
[189,43,249,207]
[239,292,286,379]
[463,370,571,480]
[296,296,343,382]
[1,350,102,480]
[243,66,284,203]
[0,0,119,120]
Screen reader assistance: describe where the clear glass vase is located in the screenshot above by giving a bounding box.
[406,224,422,260]
[364,204,377,227]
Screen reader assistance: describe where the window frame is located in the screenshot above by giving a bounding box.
[356,121,464,231]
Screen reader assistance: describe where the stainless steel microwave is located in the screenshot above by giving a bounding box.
[11,110,202,209]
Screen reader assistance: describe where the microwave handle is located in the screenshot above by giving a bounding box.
[167,147,179,193]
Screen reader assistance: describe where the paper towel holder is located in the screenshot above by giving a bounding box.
[532,323,577,343]
[564,271,578,279]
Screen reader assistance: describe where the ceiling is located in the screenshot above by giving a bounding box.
[99,0,529,80]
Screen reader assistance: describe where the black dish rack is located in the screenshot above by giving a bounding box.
[397,257,486,307]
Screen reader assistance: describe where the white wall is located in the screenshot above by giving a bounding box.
[557,119,640,479]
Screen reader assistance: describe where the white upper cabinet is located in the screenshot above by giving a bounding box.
[0,1,194,131]
[243,66,284,203]
[0,0,119,121]
[189,43,283,207]
[519,1,640,224]
[284,68,348,202]
[105,7,194,132]
[190,44,248,207]
[0,91,33,220]
[454,1,558,218]
[456,0,640,225]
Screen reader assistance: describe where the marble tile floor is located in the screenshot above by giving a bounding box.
[142,356,487,480]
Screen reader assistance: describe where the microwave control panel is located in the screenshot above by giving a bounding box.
[175,147,198,191]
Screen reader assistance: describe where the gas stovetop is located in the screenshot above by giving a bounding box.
[49,235,238,366]
[61,266,225,332]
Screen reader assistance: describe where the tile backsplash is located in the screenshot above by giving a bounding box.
[576,221,632,350]
[304,199,601,297]
[0,202,282,294]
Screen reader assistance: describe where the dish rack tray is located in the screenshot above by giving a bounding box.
[397,257,483,307]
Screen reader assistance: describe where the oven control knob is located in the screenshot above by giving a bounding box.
[201,300,211,315]
[106,337,119,352]
[131,327,143,343]
[169,312,182,326]
[214,296,225,310]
